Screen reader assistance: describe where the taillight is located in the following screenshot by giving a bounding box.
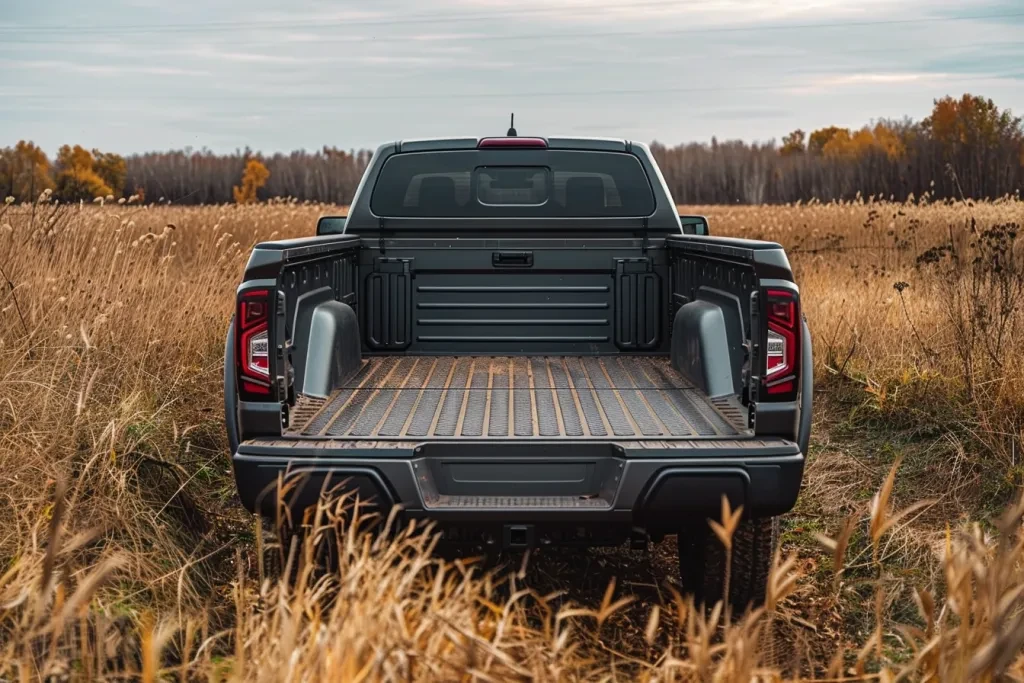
[237,289,271,398]
[764,288,799,396]
[766,330,787,376]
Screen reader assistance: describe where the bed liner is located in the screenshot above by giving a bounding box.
[285,356,749,441]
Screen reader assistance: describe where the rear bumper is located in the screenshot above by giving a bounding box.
[232,439,804,530]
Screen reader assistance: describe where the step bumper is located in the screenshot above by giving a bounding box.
[232,439,804,525]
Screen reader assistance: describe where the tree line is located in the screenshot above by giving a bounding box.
[655,95,1023,203]
[122,147,373,205]
[0,144,127,204]
[2,94,1021,205]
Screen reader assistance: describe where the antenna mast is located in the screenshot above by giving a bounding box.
[507,113,517,137]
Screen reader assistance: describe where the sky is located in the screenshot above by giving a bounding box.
[2,0,1023,155]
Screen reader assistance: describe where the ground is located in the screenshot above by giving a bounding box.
[1,198,1022,680]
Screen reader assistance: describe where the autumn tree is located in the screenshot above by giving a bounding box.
[805,122,908,161]
[808,126,849,155]
[54,145,113,201]
[112,94,1021,205]
[124,147,372,205]
[233,159,270,204]
[780,129,805,156]
[924,94,1020,149]
[0,141,54,202]
[820,129,856,158]
[871,121,906,160]
[922,94,1024,197]
[92,150,127,196]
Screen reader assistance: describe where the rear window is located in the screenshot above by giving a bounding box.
[370,150,655,217]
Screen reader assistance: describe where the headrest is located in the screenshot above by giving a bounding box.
[564,176,606,213]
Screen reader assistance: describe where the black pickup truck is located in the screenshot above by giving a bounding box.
[225,133,812,609]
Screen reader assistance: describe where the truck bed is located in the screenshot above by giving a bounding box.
[287,356,748,441]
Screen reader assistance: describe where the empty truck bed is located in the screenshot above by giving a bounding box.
[286,356,748,441]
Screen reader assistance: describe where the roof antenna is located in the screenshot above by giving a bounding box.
[507,113,517,137]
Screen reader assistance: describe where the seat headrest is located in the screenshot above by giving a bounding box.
[564,176,606,214]
[418,175,458,213]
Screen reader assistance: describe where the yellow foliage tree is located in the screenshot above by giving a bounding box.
[808,126,849,155]
[923,94,1022,150]
[0,141,54,202]
[872,122,906,160]
[814,123,906,160]
[57,145,93,172]
[233,159,270,204]
[54,145,113,201]
[821,129,854,158]
[92,150,127,196]
[780,129,805,156]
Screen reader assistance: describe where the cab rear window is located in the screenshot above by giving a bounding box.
[370,150,655,217]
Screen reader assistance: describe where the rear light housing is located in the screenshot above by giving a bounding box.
[237,289,272,399]
[764,288,800,398]
[477,137,547,148]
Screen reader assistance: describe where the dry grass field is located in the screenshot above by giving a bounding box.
[1,195,1023,680]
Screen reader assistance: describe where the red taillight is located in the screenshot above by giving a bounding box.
[237,289,271,397]
[477,137,547,148]
[765,288,799,396]
[242,298,266,327]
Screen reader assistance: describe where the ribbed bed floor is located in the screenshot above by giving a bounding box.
[288,356,746,440]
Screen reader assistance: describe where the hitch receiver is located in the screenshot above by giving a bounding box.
[503,525,534,550]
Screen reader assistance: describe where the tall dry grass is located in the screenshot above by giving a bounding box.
[698,197,1024,469]
[3,464,1022,680]
[1,195,1022,680]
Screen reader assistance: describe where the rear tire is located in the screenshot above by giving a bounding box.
[677,516,778,613]
[273,518,340,582]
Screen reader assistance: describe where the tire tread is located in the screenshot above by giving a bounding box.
[678,516,777,613]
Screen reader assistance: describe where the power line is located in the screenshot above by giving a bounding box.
[1,11,1020,44]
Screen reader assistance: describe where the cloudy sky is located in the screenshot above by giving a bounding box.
[2,0,1022,155]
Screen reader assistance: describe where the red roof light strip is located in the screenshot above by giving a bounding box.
[477,137,548,148]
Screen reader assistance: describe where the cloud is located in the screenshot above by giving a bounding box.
[189,46,305,64]
[826,73,948,85]
[249,8,392,24]
[441,0,937,26]
[921,43,1024,75]
[408,32,487,41]
[697,107,794,121]
[4,0,1024,154]
[0,59,209,77]
[353,55,456,66]
[786,72,952,94]
[279,32,326,43]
